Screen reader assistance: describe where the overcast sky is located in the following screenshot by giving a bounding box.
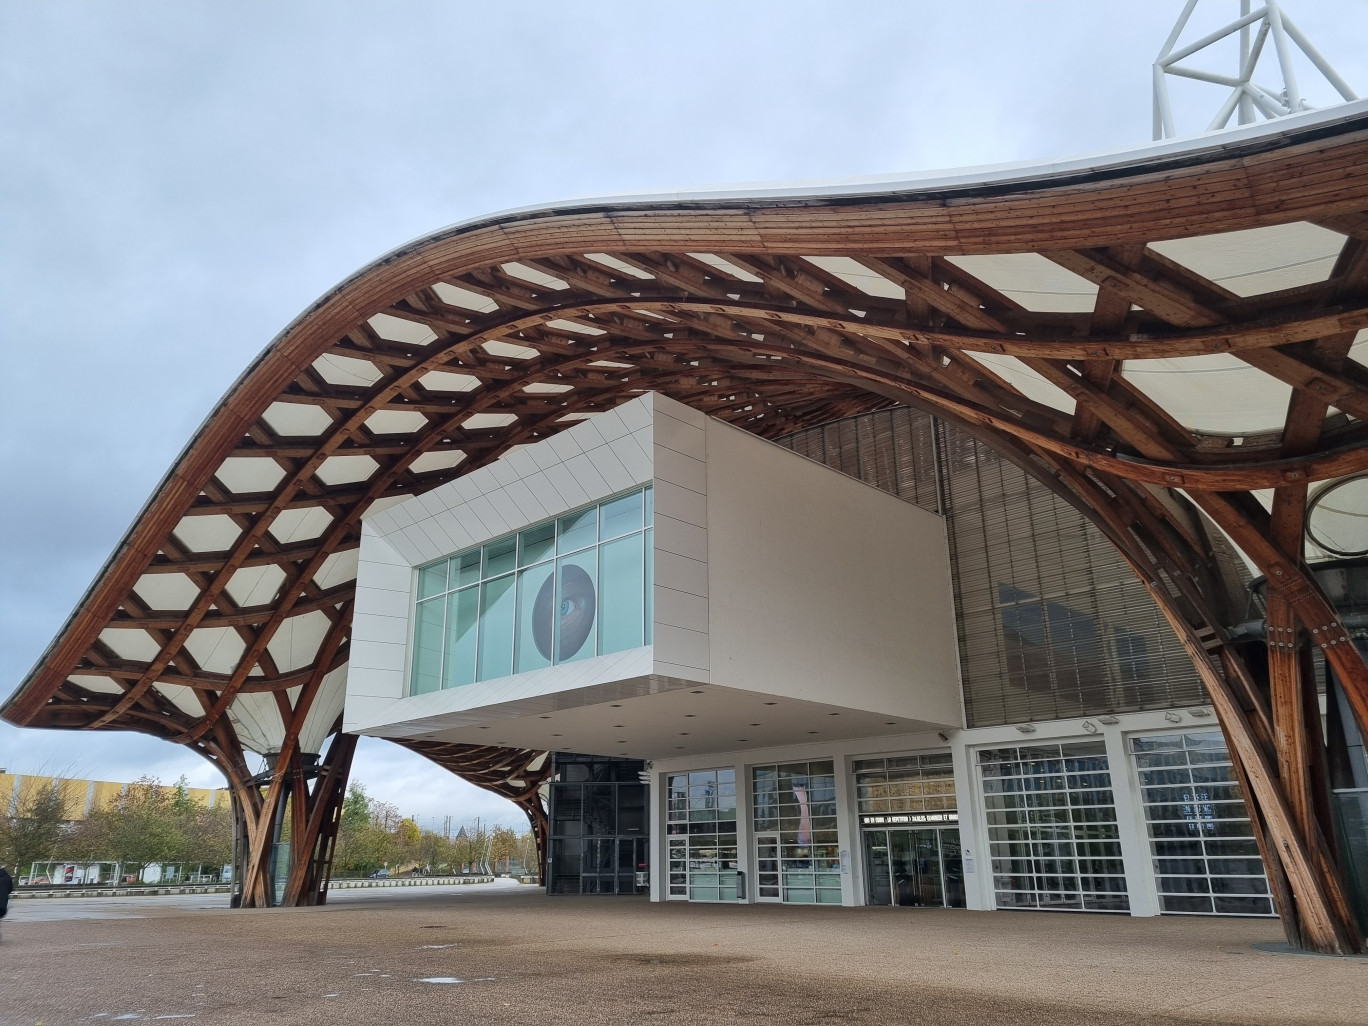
[2,1,1365,829]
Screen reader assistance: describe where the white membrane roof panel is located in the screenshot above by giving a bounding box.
[945,253,1098,312]
[367,312,437,347]
[410,450,467,474]
[267,609,332,674]
[132,572,201,611]
[1121,354,1293,434]
[68,674,126,695]
[962,352,1076,414]
[801,256,904,299]
[313,548,359,591]
[432,281,498,313]
[98,628,161,662]
[227,691,286,755]
[1308,478,1368,559]
[1148,222,1345,297]
[297,665,349,754]
[152,682,206,719]
[267,505,334,545]
[262,401,334,437]
[420,370,481,393]
[182,626,246,676]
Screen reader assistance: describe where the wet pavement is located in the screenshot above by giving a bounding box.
[2,882,1365,1025]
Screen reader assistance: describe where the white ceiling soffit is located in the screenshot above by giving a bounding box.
[801,256,904,299]
[261,400,333,437]
[1148,222,1346,297]
[432,281,498,313]
[367,312,437,347]
[227,691,287,756]
[1307,478,1368,560]
[297,664,349,755]
[944,254,1099,313]
[1121,354,1293,435]
[132,572,201,611]
[961,352,1077,414]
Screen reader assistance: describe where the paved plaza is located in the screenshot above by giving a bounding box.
[2,880,1367,1025]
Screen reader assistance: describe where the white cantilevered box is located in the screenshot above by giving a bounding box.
[344,392,961,758]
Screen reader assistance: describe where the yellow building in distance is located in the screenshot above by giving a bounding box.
[0,771,229,821]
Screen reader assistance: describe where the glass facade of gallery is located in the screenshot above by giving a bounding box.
[978,741,1131,913]
[409,486,652,694]
[1131,731,1273,916]
[854,754,965,909]
[752,760,841,904]
[666,768,738,901]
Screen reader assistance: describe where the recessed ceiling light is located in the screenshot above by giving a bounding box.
[806,731,818,734]
[613,724,625,728]
[691,689,705,694]
[675,746,685,749]
[737,739,749,742]
[679,732,689,736]
[478,725,490,729]
[828,712,840,716]
[618,740,628,744]
[684,714,696,718]
[539,715,552,719]
[610,704,622,708]
[551,733,562,737]
[884,721,897,725]
[764,702,777,706]
[749,723,761,727]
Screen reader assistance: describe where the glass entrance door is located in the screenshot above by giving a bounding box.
[863,827,965,908]
[755,833,781,902]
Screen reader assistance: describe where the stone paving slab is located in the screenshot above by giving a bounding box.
[1,882,1365,1026]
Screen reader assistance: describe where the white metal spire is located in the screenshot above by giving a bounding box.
[1153,0,1357,140]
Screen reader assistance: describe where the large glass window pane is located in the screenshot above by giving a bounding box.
[417,561,448,599]
[599,490,643,540]
[555,550,598,662]
[558,508,597,554]
[476,574,516,679]
[519,523,556,567]
[483,537,517,579]
[443,586,479,688]
[598,534,644,655]
[411,598,445,694]
[644,527,653,645]
[453,550,482,589]
[514,563,555,673]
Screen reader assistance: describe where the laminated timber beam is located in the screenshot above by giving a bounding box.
[5,105,1368,935]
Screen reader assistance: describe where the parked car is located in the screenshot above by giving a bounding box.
[368,868,389,879]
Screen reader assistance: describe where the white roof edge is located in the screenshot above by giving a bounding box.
[480,98,1368,217]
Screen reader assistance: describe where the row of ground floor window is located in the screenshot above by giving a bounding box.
[643,721,1273,917]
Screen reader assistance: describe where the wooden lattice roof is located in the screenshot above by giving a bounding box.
[5,102,1368,816]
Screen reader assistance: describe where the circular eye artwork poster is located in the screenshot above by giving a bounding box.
[532,565,597,661]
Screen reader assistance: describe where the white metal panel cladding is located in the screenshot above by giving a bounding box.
[978,742,1130,913]
[1130,731,1275,916]
[779,409,1210,727]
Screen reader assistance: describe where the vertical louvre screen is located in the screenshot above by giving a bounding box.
[979,741,1130,913]
[780,408,1210,728]
[1131,731,1274,916]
